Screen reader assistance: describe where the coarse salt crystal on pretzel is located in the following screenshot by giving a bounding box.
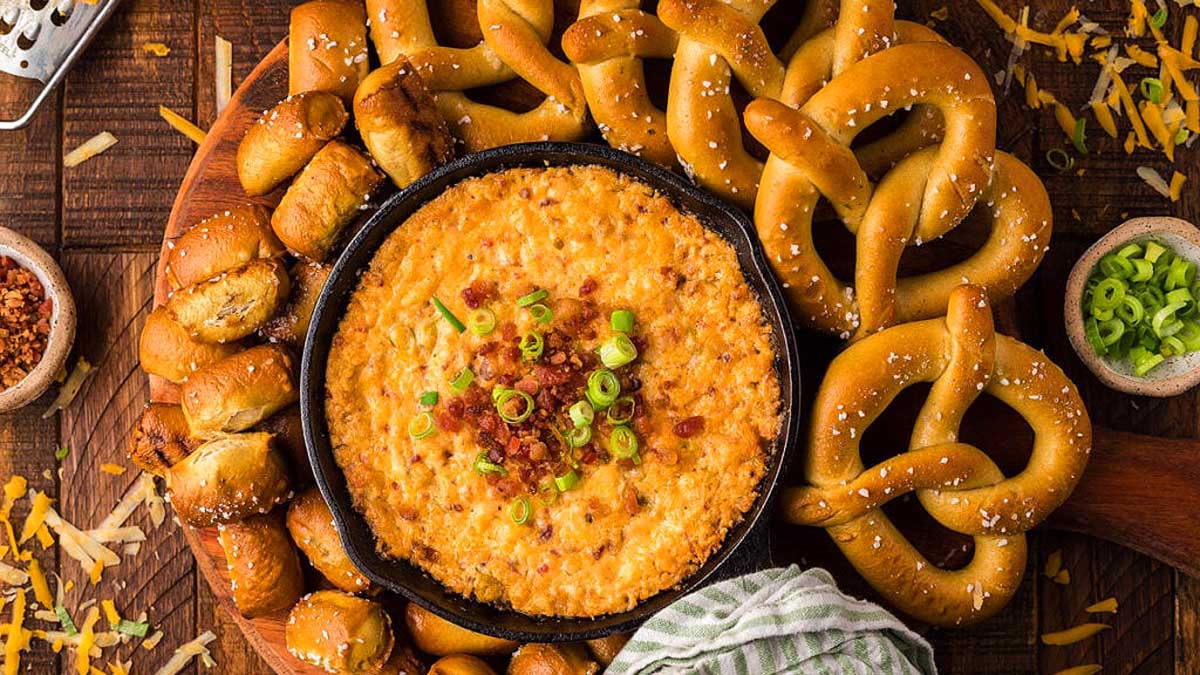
[780,285,1091,626]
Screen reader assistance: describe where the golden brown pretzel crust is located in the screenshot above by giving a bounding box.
[180,344,299,437]
[289,1,369,102]
[166,432,292,527]
[285,591,395,675]
[138,307,240,384]
[237,92,349,197]
[779,286,1092,626]
[165,204,285,289]
[286,486,371,594]
[403,603,517,657]
[218,511,306,618]
[128,403,198,476]
[165,258,291,344]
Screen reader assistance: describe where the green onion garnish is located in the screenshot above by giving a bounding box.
[509,498,531,525]
[1071,118,1088,155]
[55,606,78,636]
[114,619,150,637]
[1177,127,1191,146]
[598,334,638,368]
[566,425,592,448]
[605,396,636,425]
[431,297,466,333]
[610,426,640,463]
[450,367,475,392]
[537,480,559,506]
[586,370,621,409]
[611,310,635,333]
[419,391,439,407]
[554,469,580,492]
[408,412,436,439]
[568,401,594,428]
[1141,77,1164,104]
[473,452,507,476]
[495,388,535,424]
[519,331,544,361]
[468,308,496,336]
[1151,7,1168,29]
[517,288,548,307]
[1045,148,1073,172]
[55,445,69,461]
[528,303,553,324]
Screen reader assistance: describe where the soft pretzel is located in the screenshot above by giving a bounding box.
[218,511,306,618]
[166,431,292,527]
[289,0,369,102]
[237,92,349,197]
[369,0,589,152]
[165,258,291,344]
[127,403,198,476]
[779,286,1091,626]
[562,0,678,167]
[164,204,285,290]
[403,603,517,657]
[285,591,395,675]
[138,306,240,383]
[286,486,371,594]
[181,344,299,437]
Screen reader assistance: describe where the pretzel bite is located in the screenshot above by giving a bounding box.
[166,432,292,527]
[286,486,370,593]
[404,603,517,656]
[289,1,369,102]
[138,306,239,383]
[166,258,291,344]
[165,204,285,288]
[180,344,298,436]
[260,261,331,345]
[508,644,599,675]
[218,511,306,618]
[271,140,384,261]
[127,403,199,476]
[585,634,630,666]
[428,655,496,675]
[285,591,394,675]
[354,58,454,188]
[256,406,313,484]
[238,93,350,197]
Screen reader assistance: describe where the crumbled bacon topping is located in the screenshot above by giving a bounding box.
[0,257,51,389]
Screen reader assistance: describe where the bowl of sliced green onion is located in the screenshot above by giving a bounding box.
[1066,216,1200,396]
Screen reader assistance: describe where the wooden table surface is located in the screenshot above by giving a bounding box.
[0,0,1196,672]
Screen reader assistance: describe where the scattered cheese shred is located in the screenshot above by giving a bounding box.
[141,42,171,57]
[152,631,217,675]
[1170,170,1187,200]
[1085,597,1119,613]
[35,525,53,550]
[1053,568,1071,585]
[4,589,25,675]
[26,560,52,609]
[87,559,103,586]
[85,527,145,545]
[1050,667,1102,675]
[158,106,207,145]
[18,492,52,545]
[1042,623,1110,646]
[1138,165,1174,197]
[1,477,26,520]
[142,629,164,651]
[0,561,28,586]
[63,134,118,169]
[215,36,233,115]
[100,600,120,627]
[1043,549,1063,578]
[98,464,126,477]
[43,358,94,419]
[75,607,100,675]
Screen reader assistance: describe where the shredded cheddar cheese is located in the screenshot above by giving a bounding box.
[1085,597,1119,613]
[88,559,103,586]
[1051,667,1102,675]
[76,607,100,675]
[141,42,171,57]
[1042,622,1110,646]
[18,492,52,545]
[100,600,119,627]
[158,106,207,145]
[4,588,25,675]
[26,559,52,609]
[98,464,126,477]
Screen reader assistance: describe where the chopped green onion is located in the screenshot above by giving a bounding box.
[1098,318,1125,346]
[517,288,548,307]
[495,388,535,424]
[605,396,636,425]
[1045,148,1074,172]
[598,334,638,368]
[1161,334,1187,355]
[114,619,150,637]
[408,412,436,439]
[519,331,544,361]
[1141,77,1164,104]
[569,401,594,428]
[611,310,636,333]
[1091,278,1126,310]
[1145,241,1167,263]
[586,370,621,409]
[1118,295,1145,324]
[56,606,78,636]
[450,367,475,392]
[554,469,580,492]
[55,445,69,461]
[566,425,592,448]
[509,498,531,525]
[528,303,553,324]
[473,452,507,476]
[431,297,466,333]
[1153,301,1188,337]
[1116,243,1143,259]
[1131,258,1154,282]
[610,426,640,462]
[1099,254,1133,279]
[1151,7,1168,28]
[1136,352,1165,375]
[468,308,496,336]
[1071,118,1088,155]
[537,480,559,506]
[419,391,439,407]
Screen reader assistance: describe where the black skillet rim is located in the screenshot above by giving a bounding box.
[301,141,801,642]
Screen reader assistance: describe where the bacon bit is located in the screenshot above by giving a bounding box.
[460,279,497,309]
[673,416,705,438]
[1085,597,1118,613]
[514,377,539,395]
[624,489,641,515]
[1041,622,1109,646]
[929,6,948,22]
[579,277,597,295]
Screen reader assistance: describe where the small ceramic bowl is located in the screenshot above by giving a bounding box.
[1065,216,1200,397]
[0,227,76,412]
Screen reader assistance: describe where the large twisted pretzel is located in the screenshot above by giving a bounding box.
[373,0,588,151]
[780,286,1092,626]
[747,40,1051,339]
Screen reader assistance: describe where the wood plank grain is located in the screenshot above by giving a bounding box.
[1177,574,1200,674]
[57,251,199,672]
[0,78,60,249]
[195,0,291,127]
[61,0,197,248]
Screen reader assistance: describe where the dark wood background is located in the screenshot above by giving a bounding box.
[0,0,1195,672]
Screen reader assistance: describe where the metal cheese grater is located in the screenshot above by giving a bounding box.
[0,0,123,130]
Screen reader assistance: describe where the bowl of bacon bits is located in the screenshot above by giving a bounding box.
[0,227,76,412]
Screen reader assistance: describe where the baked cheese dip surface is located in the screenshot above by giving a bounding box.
[325,165,782,617]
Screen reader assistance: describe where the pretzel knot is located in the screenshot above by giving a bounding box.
[386,0,589,151]
[780,286,1092,626]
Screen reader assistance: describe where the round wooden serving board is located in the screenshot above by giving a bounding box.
[154,35,1200,675]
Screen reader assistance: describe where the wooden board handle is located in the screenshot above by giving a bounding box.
[1048,427,1200,577]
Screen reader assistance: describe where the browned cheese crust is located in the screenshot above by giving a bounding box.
[326,166,781,617]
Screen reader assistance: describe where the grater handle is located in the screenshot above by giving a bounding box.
[0,78,58,131]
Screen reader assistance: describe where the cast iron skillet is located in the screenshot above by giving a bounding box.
[301,142,801,642]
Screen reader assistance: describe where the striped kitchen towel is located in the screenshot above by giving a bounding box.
[606,566,936,675]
